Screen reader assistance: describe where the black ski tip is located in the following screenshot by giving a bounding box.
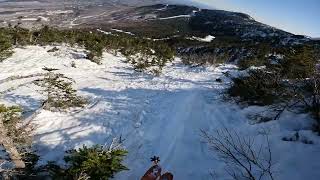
[150,156,160,162]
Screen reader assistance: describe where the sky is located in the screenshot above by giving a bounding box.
[187,0,320,37]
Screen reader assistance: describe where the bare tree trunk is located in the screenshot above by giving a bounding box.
[0,117,25,169]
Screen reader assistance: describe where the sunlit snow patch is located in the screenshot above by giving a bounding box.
[21,18,38,21]
[158,15,191,20]
[38,16,49,22]
[111,29,135,36]
[97,29,112,35]
[46,10,73,15]
[187,35,215,42]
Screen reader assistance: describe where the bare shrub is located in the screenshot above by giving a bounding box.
[202,128,275,180]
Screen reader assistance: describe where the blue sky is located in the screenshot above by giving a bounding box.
[189,0,320,37]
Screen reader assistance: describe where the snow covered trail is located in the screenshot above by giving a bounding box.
[1,46,320,180]
[123,90,242,179]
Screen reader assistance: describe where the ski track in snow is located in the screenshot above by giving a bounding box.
[0,46,320,180]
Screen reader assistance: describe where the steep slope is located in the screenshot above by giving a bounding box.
[1,2,310,47]
[0,0,165,29]
[0,46,319,179]
[98,4,306,42]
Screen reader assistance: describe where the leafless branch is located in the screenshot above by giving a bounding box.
[202,128,275,180]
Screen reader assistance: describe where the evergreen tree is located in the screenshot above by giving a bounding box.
[34,69,86,110]
[281,45,317,78]
[0,31,13,61]
[63,145,128,180]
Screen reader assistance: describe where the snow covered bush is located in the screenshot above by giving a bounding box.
[120,39,175,74]
[0,104,32,146]
[202,128,275,180]
[34,26,105,64]
[10,139,129,179]
[228,69,284,106]
[10,27,31,46]
[62,145,128,180]
[228,45,320,131]
[46,139,128,180]
[86,51,102,65]
[237,43,271,70]
[181,53,227,67]
[0,104,35,179]
[279,45,317,79]
[298,72,320,133]
[123,50,164,74]
[34,69,87,111]
[0,30,13,61]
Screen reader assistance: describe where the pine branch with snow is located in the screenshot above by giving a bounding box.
[34,70,87,111]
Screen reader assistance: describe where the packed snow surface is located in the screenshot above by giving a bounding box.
[0,46,320,179]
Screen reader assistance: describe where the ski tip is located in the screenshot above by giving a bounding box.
[150,156,160,163]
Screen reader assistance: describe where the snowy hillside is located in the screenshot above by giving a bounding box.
[0,46,320,179]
